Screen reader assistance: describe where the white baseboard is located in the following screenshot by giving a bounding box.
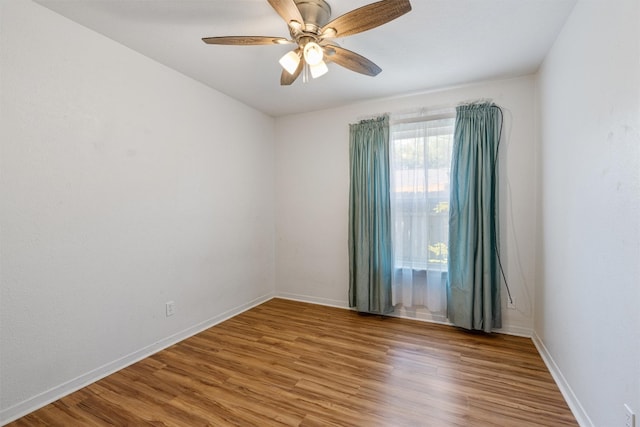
[276,292,350,309]
[276,292,451,326]
[493,324,533,338]
[275,292,531,337]
[0,292,274,426]
[532,332,593,427]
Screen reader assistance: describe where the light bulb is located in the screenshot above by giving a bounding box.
[303,42,324,66]
[309,60,328,79]
[279,50,300,75]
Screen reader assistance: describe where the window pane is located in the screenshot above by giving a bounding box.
[390,118,454,271]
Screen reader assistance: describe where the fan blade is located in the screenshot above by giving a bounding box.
[320,0,411,39]
[281,57,304,85]
[325,45,382,76]
[267,0,304,26]
[202,36,291,45]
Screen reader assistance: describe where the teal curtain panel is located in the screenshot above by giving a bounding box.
[447,103,503,332]
[348,115,393,315]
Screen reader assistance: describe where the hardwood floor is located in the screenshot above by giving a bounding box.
[8,298,577,426]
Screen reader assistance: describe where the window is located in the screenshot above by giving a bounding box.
[390,116,455,271]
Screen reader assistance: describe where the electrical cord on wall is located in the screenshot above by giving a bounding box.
[491,104,513,305]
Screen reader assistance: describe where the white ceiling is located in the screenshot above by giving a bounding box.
[34,0,576,117]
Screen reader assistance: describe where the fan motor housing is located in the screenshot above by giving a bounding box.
[295,0,331,33]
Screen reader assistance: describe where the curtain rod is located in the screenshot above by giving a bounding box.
[355,100,496,126]
[391,112,456,125]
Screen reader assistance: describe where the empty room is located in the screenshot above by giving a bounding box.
[1,0,638,426]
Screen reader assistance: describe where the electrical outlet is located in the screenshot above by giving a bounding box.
[507,297,516,310]
[166,301,175,317]
[625,404,636,427]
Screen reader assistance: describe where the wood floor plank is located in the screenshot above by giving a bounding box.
[7,298,577,426]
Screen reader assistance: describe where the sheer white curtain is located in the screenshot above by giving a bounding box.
[390,116,455,318]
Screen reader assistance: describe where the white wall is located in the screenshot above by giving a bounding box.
[275,76,538,336]
[5,0,637,425]
[535,0,640,425]
[0,0,275,423]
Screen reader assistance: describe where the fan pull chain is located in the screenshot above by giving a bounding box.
[302,63,310,83]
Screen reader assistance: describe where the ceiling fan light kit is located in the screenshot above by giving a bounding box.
[202,0,412,85]
[279,50,302,74]
[303,41,324,66]
[309,60,329,78]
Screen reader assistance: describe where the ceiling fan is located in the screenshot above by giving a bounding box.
[202,0,412,85]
